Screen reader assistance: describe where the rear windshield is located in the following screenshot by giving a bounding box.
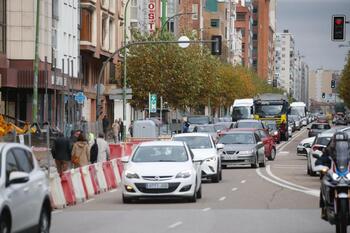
[237,122,261,129]
[311,124,331,130]
[218,133,255,144]
[188,116,210,124]
[316,137,331,146]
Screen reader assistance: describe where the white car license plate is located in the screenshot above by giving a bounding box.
[146,183,169,189]
[224,154,237,160]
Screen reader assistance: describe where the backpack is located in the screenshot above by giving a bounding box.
[90,139,98,163]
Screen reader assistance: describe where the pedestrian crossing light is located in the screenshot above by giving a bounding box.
[211,35,222,55]
[331,80,336,89]
[322,93,326,99]
[332,15,346,41]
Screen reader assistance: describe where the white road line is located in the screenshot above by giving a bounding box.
[232,187,238,191]
[109,189,117,193]
[256,168,319,197]
[202,208,211,212]
[52,210,63,214]
[279,151,290,154]
[168,221,183,229]
[240,180,246,184]
[86,198,95,203]
[219,196,226,201]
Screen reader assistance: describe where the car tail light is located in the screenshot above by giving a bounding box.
[312,145,323,152]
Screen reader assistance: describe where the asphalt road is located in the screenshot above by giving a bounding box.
[51,127,336,233]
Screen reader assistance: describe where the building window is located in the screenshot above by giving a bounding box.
[81,8,92,42]
[236,12,245,21]
[192,4,198,20]
[102,15,108,48]
[252,33,258,40]
[210,19,219,28]
[252,20,258,26]
[130,0,137,20]
[0,0,5,53]
[109,18,114,50]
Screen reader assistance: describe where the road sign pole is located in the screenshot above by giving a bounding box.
[148,92,151,118]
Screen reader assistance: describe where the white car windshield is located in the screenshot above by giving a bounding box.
[173,136,212,149]
[132,146,189,162]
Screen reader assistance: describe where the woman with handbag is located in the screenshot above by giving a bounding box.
[71,134,90,167]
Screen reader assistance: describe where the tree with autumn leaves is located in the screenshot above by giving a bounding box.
[125,31,282,113]
[339,51,350,108]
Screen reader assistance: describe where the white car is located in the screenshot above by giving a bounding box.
[0,143,51,233]
[172,133,222,183]
[297,137,315,156]
[121,141,202,203]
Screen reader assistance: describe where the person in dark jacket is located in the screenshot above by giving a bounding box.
[52,132,71,174]
[102,115,109,139]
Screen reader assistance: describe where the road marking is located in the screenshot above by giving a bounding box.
[202,208,211,212]
[232,187,238,191]
[110,189,117,193]
[279,151,289,154]
[168,221,183,229]
[86,198,95,203]
[52,210,63,214]
[277,128,306,152]
[240,180,246,184]
[256,168,319,197]
[219,196,226,201]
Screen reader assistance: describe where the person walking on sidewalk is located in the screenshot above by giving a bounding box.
[112,119,120,143]
[71,134,90,167]
[102,115,109,139]
[52,132,71,174]
[96,133,110,162]
[118,118,124,141]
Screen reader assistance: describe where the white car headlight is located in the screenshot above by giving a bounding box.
[206,156,216,162]
[273,131,278,136]
[125,171,140,179]
[176,170,192,178]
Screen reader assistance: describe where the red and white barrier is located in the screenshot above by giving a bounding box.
[94,163,107,192]
[60,171,76,206]
[110,159,121,184]
[102,161,117,189]
[49,169,66,209]
[70,168,86,203]
[80,166,95,199]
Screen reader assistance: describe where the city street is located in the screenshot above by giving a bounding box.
[51,128,334,233]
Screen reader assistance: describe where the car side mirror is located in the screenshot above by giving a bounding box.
[216,143,224,150]
[9,171,29,185]
[121,156,130,163]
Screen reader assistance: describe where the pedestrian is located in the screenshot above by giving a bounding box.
[51,132,71,175]
[102,115,109,139]
[182,121,190,133]
[128,120,134,138]
[71,133,90,167]
[112,119,120,143]
[119,118,124,141]
[95,132,110,162]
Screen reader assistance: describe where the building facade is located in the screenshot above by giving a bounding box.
[309,69,336,103]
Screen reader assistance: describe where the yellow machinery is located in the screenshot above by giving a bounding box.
[0,115,37,137]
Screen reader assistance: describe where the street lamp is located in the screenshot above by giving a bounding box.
[160,12,195,36]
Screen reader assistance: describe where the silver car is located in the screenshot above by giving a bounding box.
[218,130,265,168]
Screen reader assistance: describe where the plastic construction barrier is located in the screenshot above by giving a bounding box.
[110,159,121,185]
[109,143,123,160]
[49,170,66,209]
[123,142,135,156]
[88,165,101,195]
[95,163,107,192]
[60,171,76,206]
[80,166,95,199]
[102,161,117,189]
[70,168,86,203]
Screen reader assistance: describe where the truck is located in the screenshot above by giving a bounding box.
[231,98,254,122]
[290,102,308,126]
[253,93,289,141]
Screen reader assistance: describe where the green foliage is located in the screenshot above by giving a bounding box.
[125,31,283,111]
[339,52,350,108]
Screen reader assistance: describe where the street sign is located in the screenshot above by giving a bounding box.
[150,94,157,113]
[110,88,133,95]
[74,92,86,104]
[109,94,133,100]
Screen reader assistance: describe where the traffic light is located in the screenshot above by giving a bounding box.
[332,15,346,41]
[211,35,222,55]
[331,80,336,88]
[322,92,326,99]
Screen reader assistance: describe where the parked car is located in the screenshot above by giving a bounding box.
[172,133,222,183]
[234,119,267,131]
[307,123,331,137]
[217,129,265,168]
[264,120,281,143]
[288,115,301,130]
[297,137,315,156]
[333,112,347,125]
[121,141,202,203]
[187,115,212,132]
[0,143,51,233]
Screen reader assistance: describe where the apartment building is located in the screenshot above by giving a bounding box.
[309,69,338,103]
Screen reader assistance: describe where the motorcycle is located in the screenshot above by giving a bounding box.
[318,132,350,233]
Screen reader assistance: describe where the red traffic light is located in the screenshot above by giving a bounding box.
[332,15,346,41]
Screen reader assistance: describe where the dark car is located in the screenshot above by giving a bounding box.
[234,119,267,130]
[307,123,331,137]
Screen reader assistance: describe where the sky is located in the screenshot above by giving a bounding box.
[276,0,350,71]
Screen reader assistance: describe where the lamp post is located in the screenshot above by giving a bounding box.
[160,12,195,36]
